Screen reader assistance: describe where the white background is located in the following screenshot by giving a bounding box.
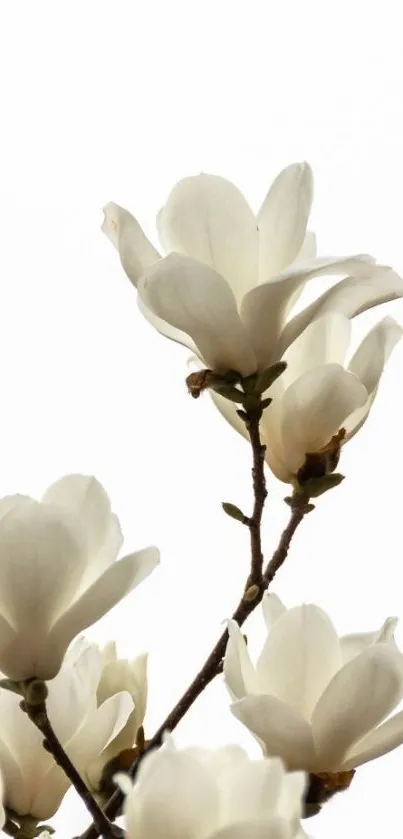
[1,1,403,836]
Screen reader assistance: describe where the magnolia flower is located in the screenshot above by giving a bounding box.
[0,640,133,820]
[224,593,403,774]
[117,738,306,839]
[102,163,403,376]
[0,474,159,681]
[212,312,402,483]
[86,641,148,791]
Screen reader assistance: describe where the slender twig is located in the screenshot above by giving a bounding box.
[242,406,268,587]
[79,491,309,839]
[21,685,123,839]
[264,498,310,585]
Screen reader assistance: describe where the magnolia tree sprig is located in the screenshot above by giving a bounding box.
[0,160,403,838]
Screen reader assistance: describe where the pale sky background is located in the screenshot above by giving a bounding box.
[1,1,403,837]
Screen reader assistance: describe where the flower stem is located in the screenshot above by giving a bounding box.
[242,405,268,588]
[21,685,123,839]
[80,491,309,839]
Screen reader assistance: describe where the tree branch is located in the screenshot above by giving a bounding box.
[79,490,309,839]
[242,406,268,587]
[21,682,123,839]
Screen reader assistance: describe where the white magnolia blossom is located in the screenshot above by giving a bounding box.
[225,593,403,774]
[102,163,403,376]
[117,738,306,839]
[86,641,148,791]
[212,312,403,483]
[0,474,159,681]
[0,639,134,821]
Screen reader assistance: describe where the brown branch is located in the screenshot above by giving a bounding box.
[242,406,267,587]
[79,491,309,839]
[21,683,123,839]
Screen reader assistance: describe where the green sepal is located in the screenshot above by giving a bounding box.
[299,473,345,498]
[212,384,246,403]
[253,361,287,394]
[0,679,24,696]
[222,502,248,523]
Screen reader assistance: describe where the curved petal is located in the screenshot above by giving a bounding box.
[344,316,403,439]
[261,594,287,631]
[209,391,249,440]
[102,203,160,287]
[348,316,403,392]
[138,254,257,374]
[341,709,403,770]
[232,695,316,771]
[138,296,199,355]
[133,747,219,839]
[0,503,87,680]
[279,364,367,474]
[258,162,313,282]
[47,548,159,679]
[157,174,258,301]
[256,605,342,718]
[42,475,122,571]
[224,621,259,700]
[224,757,303,822]
[0,687,52,812]
[241,255,375,370]
[282,231,317,317]
[210,818,290,839]
[312,645,403,770]
[46,642,103,745]
[281,267,403,355]
[340,616,398,664]
[280,313,352,389]
[0,735,30,817]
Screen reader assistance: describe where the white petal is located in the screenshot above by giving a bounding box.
[344,316,403,439]
[280,313,352,389]
[0,735,31,817]
[341,709,403,770]
[224,621,259,700]
[282,231,317,317]
[281,267,403,355]
[0,688,52,814]
[261,594,287,631]
[43,475,123,577]
[0,502,87,680]
[223,758,297,822]
[258,163,313,282]
[231,695,316,770]
[349,316,403,393]
[279,364,367,474]
[340,616,398,664]
[133,748,219,839]
[46,642,103,745]
[102,203,160,287]
[209,391,249,440]
[312,645,403,770]
[158,174,258,301]
[210,818,290,839]
[138,295,199,355]
[138,253,257,374]
[47,548,159,678]
[256,605,342,718]
[241,255,374,370]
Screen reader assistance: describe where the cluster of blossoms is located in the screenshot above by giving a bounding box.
[0,161,402,838]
